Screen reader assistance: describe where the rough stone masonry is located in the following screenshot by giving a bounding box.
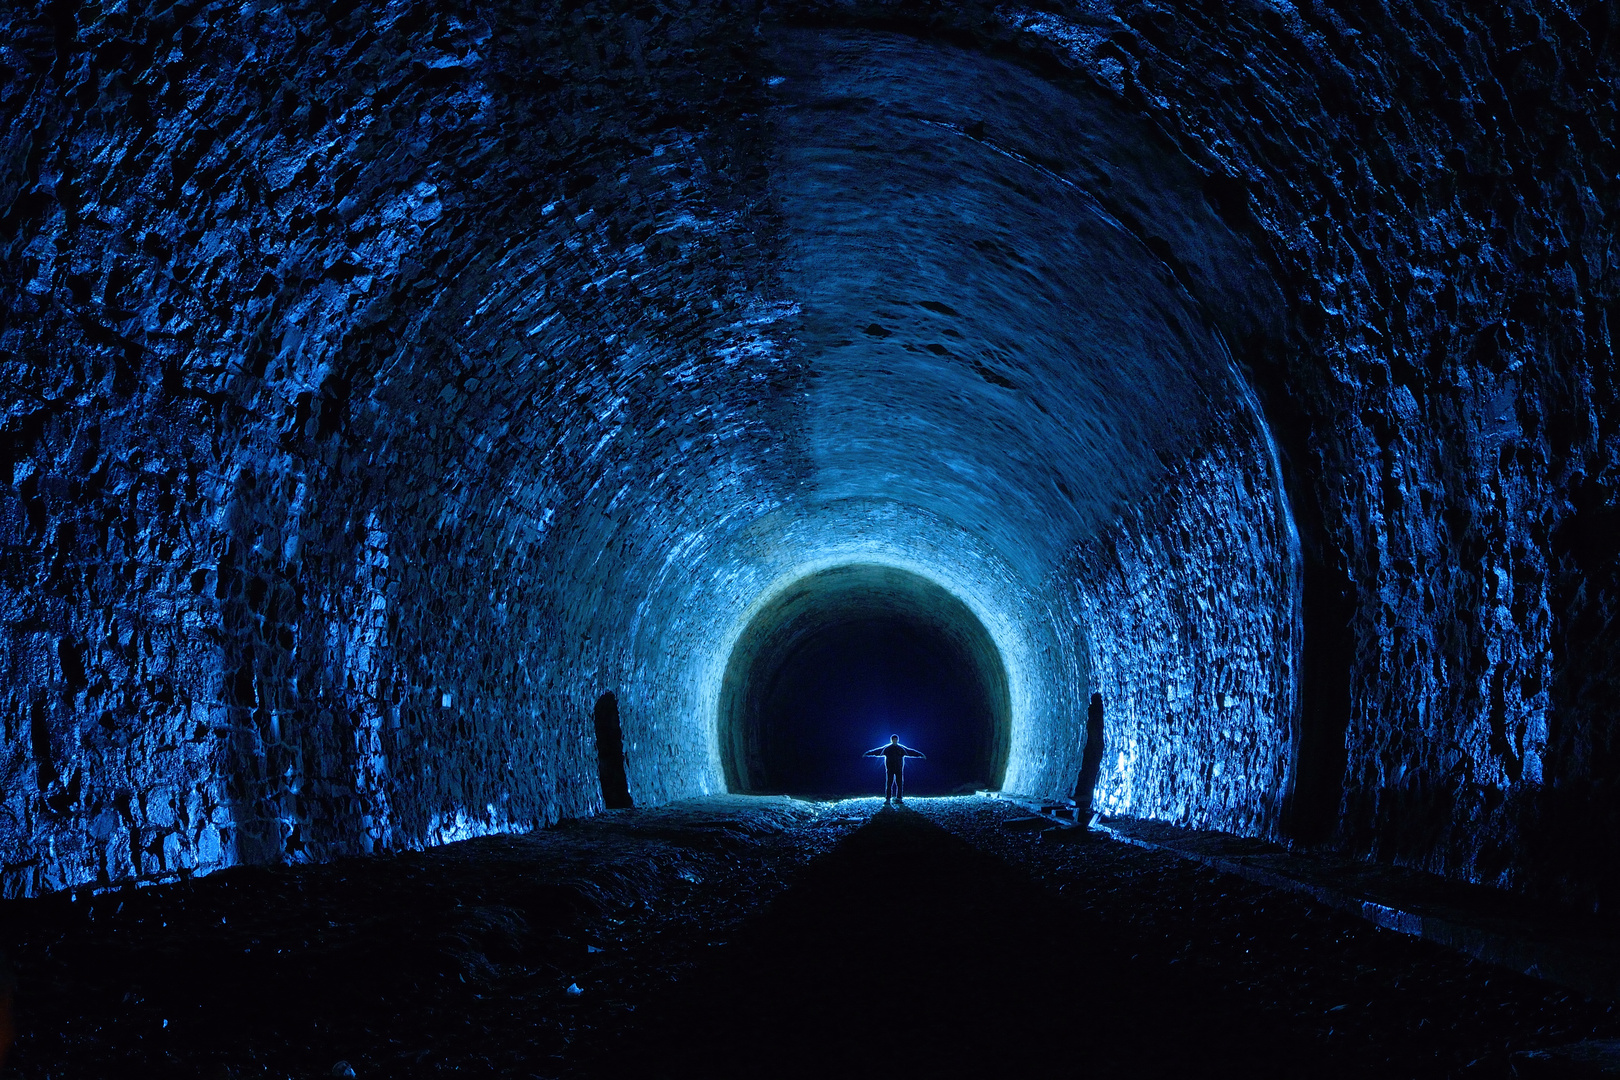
[1,0,1616,917]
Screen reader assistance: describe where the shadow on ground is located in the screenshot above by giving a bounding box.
[5,797,1615,1078]
[589,804,1320,1078]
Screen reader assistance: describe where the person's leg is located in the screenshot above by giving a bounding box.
[895,769,904,802]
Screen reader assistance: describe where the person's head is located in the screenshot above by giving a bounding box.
[1090,692,1103,707]
[890,735,899,744]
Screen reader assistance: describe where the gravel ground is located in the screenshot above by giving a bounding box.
[917,797,1620,1077]
[3,796,1616,1078]
[0,797,856,1079]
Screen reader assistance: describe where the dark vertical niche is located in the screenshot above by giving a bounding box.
[1285,554,1356,844]
[593,692,633,810]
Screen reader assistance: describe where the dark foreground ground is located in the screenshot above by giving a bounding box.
[2,797,1617,1078]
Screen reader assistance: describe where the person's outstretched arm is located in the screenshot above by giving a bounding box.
[902,745,926,758]
[864,746,887,757]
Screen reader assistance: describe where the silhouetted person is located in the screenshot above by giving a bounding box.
[865,735,925,804]
[1074,692,1105,822]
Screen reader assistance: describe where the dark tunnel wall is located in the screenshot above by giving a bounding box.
[0,0,1616,912]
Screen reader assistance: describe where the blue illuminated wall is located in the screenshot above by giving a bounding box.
[3,0,1615,912]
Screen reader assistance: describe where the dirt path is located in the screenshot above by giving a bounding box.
[3,796,1616,1078]
[583,802,1319,1077]
[924,797,1620,1076]
[0,798,851,1079]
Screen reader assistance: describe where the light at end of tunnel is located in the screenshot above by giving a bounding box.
[687,514,1087,803]
[717,562,1011,797]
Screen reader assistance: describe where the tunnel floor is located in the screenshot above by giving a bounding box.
[4,798,1617,1078]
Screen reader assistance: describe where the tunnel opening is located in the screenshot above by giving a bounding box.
[593,693,633,810]
[719,565,1011,797]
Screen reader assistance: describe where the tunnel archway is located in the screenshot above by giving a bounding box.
[719,565,1011,797]
[14,0,1612,912]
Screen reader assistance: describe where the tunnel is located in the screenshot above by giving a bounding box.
[719,564,1011,797]
[1,0,1618,1073]
[1,1,1313,879]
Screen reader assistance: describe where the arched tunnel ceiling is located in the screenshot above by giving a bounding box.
[377,25,1277,580]
[767,29,1270,570]
[306,13,1296,837]
[1,0,1616,913]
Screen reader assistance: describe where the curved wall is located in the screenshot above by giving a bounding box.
[997,0,1619,901]
[0,0,1300,896]
[3,0,1611,914]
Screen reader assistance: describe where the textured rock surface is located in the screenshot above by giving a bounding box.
[1,0,799,895]
[1,0,1616,913]
[1069,408,1299,837]
[991,0,1619,905]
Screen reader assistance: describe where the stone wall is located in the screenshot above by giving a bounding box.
[1066,406,1300,838]
[999,0,1619,905]
[0,0,791,895]
[3,0,1616,912]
